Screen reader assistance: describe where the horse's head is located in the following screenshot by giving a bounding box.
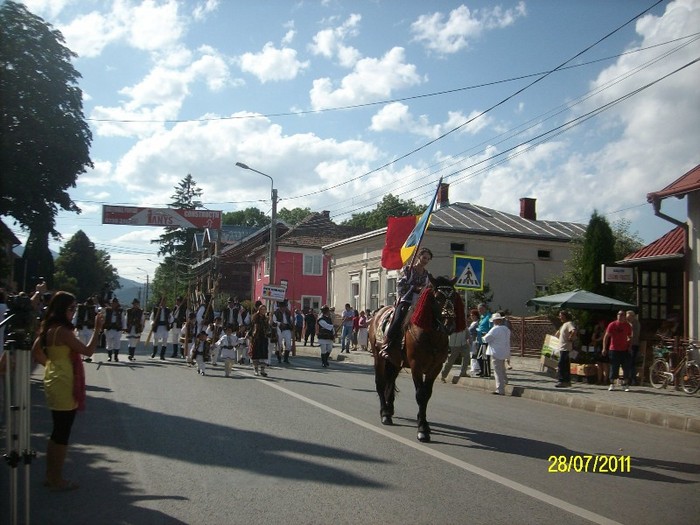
[427,275,461,334]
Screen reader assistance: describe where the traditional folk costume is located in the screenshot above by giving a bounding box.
[217,329,241,377]
[190,332,209,375]
[170,297,188,358]
[125,299,144,361]
[272,302,293,363]
[206,319,224,365]
[249,312,271,377]
[104,299,125,362]
[150,303,172,360]
[73,298,97,362]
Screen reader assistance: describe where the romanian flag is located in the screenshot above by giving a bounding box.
[381,179,441,270]
[381,215,419,270]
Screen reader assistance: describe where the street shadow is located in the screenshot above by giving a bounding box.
[8,375,391,525]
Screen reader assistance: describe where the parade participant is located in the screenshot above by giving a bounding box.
[31,291,105,491]
[170,296,188,358]
[181,312,197,366]
[316,305,335,368]
[191,330,209,376]
[379,247,433,360]
[103,297,125,362]
[125,298,144,361]
[150,296,172,360]
[249,304,271,377]
[73,296,97,363]
[206,316,224,365]
[272,300,294,364]
[217,325,240,378]
[221,296,250,331]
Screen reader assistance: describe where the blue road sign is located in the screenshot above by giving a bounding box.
[453,255,484,291]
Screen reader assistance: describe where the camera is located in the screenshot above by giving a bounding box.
[3,294,38,348]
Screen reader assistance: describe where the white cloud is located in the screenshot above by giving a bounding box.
[411,2,526,54]
[56,0,185,58]
[370,102,492,139]
[192,0,219,21]
[310,47,424,110]
[238,42,310,83]
[91,46,231,138]
[309,13,362,67]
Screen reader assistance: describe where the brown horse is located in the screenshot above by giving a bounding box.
[369,275,463,442]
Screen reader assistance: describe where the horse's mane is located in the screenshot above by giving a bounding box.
[409,277,466,333]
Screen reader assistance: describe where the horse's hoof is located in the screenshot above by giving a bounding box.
[417,432,430,442]
[381,416,393,425]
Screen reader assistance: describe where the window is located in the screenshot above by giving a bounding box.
[368,276,379,312]
[386,277,397,306]
[351,281,360,310]
[264,255,269,276]
[450,242,465,252]
[303,254,322,276]
[640,270,667,320]
[537,250,551,260]
[301,296,321,312]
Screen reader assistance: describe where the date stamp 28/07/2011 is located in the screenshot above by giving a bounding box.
[547,455,631,473]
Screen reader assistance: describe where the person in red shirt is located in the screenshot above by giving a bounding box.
[602,311,632,391]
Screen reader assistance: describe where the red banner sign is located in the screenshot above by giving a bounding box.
[102,206,222,229]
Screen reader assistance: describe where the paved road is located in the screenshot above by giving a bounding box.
[2,344,700,525]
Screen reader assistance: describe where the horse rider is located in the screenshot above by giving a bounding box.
[379,247,433,361]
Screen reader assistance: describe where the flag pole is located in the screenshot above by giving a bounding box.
[407,177,442,269]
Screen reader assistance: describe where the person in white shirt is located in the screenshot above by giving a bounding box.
[482,312,511,395]
[217,325,241,377]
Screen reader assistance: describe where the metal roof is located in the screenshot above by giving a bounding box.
[647,163,700,202]
[429,202,585,241]
[622,225,685,263]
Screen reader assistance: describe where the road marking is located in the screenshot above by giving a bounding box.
[242,371,622,525]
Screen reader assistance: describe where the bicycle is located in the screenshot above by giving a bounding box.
[649,341,700,394]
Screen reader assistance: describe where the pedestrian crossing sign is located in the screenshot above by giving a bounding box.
[453,255,484,291]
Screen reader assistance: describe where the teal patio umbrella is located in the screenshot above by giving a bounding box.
[527,289,634,311]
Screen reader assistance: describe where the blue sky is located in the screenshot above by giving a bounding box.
[9,0,700,284]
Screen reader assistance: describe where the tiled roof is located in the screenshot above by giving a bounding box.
[429,202,586,241]
[647,163,700,202]
[622,226,685,263]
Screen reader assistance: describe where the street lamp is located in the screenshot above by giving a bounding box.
[235,162,278,286]
[136,267,149,307]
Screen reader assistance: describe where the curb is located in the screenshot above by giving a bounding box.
[453,375,700,435]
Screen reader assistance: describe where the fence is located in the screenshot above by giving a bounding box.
[507,315,557,358]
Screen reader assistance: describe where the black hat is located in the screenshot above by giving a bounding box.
[111,297,119,303]
[320,305,330,313]
[277,299,288,307]
[132,298,140,304]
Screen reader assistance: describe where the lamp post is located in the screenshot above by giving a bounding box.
[136,267,149,307]
[235,162,278,286]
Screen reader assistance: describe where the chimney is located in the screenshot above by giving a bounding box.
[321,210,330,218]
[519,197,537,220]
[437,183,450,208]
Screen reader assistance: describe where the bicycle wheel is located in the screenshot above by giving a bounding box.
[649,359,669,389]
[681,362,700,394]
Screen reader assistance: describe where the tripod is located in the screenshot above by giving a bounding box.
[2,315,35,525]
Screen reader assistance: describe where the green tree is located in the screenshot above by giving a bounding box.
[53,230,119,300]
[342,194,423,229]
[278,207,312,225]
[222,207,269,228]
[150,255,194,309]
[0,1,92,290]
[152,174,203,257]
[547,214,642,303]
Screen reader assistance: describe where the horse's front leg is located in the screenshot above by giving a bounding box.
[376,360,398,425]
[413,370,436,442]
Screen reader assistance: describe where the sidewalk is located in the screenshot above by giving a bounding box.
[294,345,700,434]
